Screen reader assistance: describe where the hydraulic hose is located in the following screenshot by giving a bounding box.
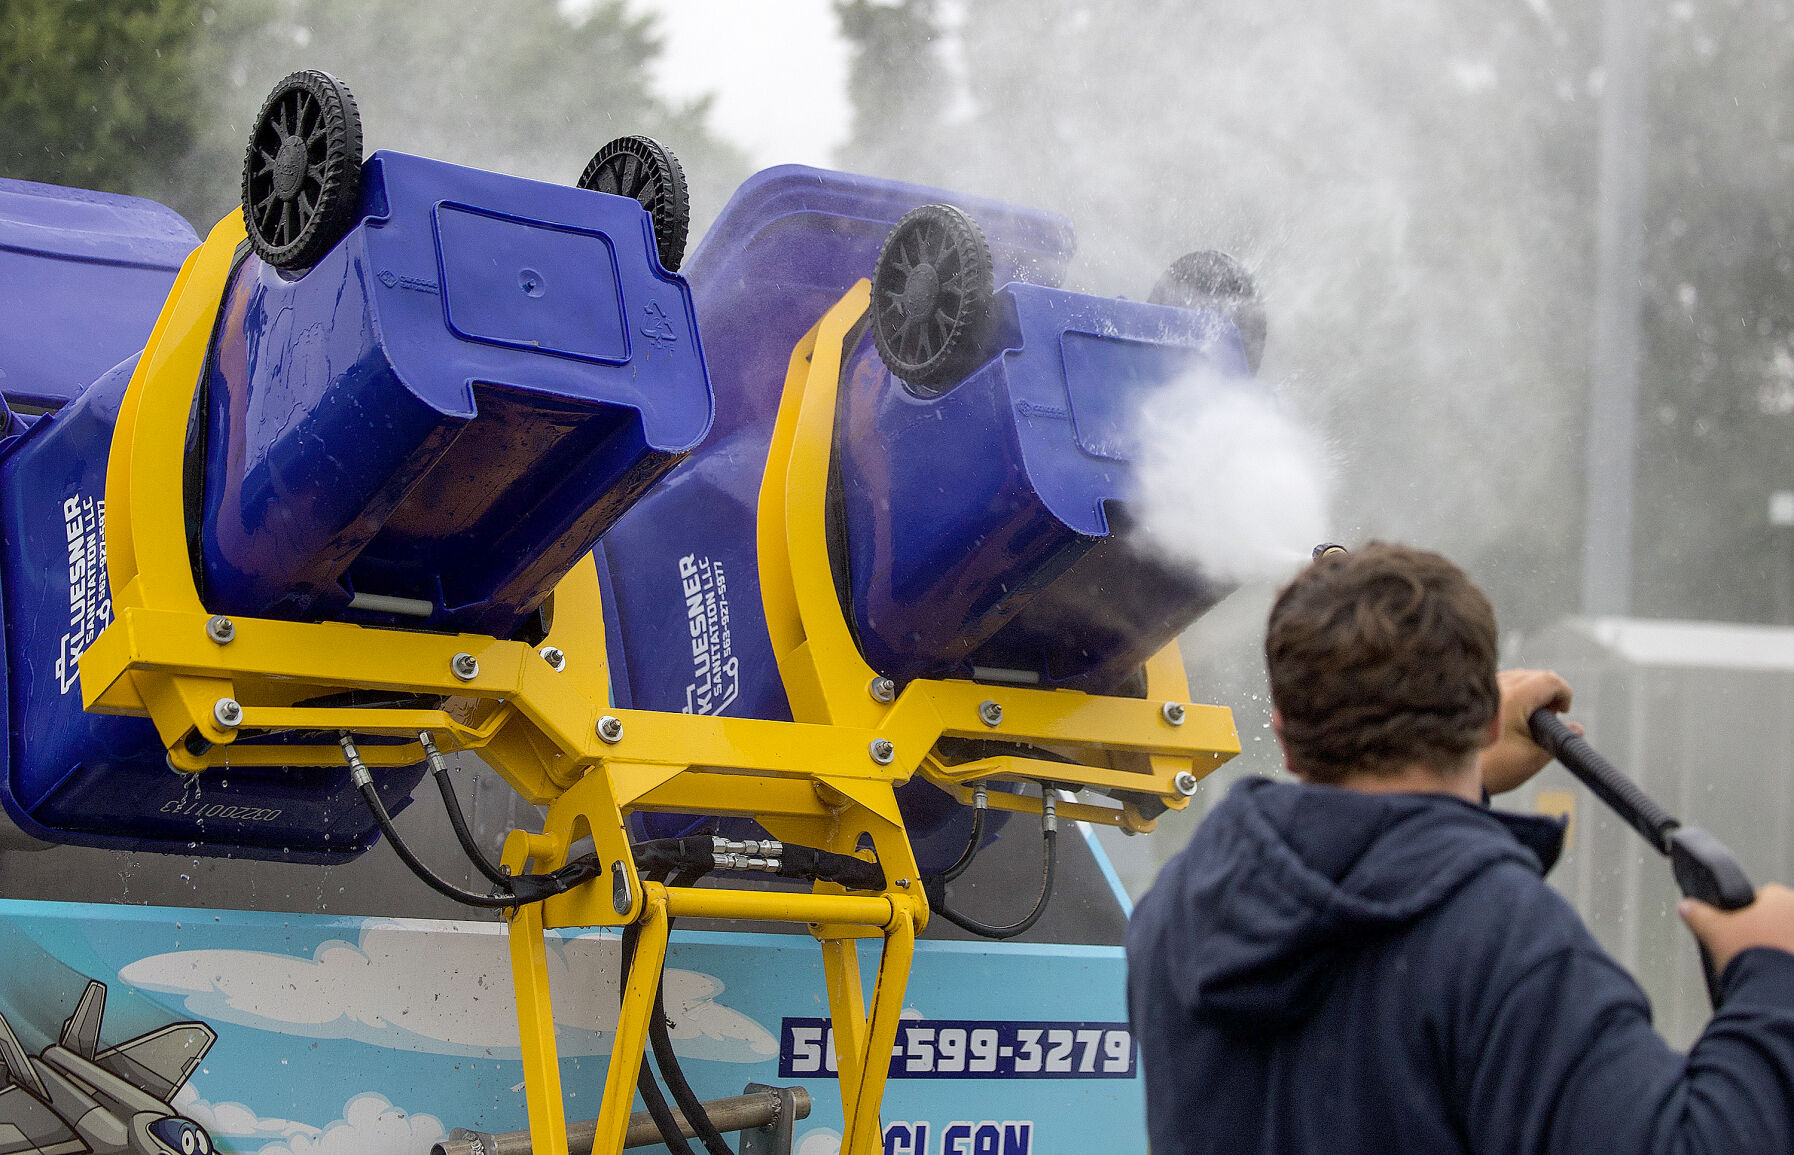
[420,732,513,888]
[632,835,885,890]
[932,830,1057,940]
[932,784,988,883]
[929,787,1058,941]
[343,734,599,909]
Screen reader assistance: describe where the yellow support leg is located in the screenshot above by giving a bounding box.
[820,937,869,1119]
[841,909,916,1155]
[591,887,670,1155]
[507,898,568,1155]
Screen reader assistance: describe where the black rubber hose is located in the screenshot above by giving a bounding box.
[354,776,517,909]
[930,829,1057,941]
[932,802,987,883]
[634,836,885,890]
[621,887,697,1155]
[776,844,885,891]
[346,734,598,910]
[650,868,734,1155]
[425,739,513,888]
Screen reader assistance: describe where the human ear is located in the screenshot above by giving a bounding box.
[1271,708,1297,774]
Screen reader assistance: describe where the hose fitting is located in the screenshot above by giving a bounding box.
[339,733,372,789]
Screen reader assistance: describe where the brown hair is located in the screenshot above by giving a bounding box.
[1265,542,1499,783]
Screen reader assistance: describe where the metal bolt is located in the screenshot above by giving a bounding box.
[869,738,896,765]
[204,615,236,645]
[868,676,897,704]
[539,645,566,672]
[896,877,911,889]
[451,652,480,681]
[978,699,1003,727]
[212,697,242,729]
[1162,701,1187,726]
[1174,770,1199,796]
[597,715,624,744]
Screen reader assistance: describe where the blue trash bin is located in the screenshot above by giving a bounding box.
[0,152,714,859]
[592,166,1254,868]
[198,150,714,639]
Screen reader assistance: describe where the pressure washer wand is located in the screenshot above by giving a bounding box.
[1527,709,1755,1006]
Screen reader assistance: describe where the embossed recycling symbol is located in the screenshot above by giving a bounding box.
[641,300,680,350]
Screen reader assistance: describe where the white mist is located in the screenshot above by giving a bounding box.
[1129,370,1333,587]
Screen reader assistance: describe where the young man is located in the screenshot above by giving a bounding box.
[1126,543,1794,1153]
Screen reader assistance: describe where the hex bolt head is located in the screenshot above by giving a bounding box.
[451,652,480,681]
[212,697,242,730]
[204,615,236,645]
[869,738,896,765]
[868,676,897,704]
[539,645,566,672]
[978,699,1004,728]
[1162,701,1187,726]
[1174,770,1199,796]
[597,715,624,744]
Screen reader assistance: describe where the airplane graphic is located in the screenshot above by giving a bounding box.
[0,981,215,1155]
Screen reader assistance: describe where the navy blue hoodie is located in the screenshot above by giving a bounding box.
[1126,776,1794,1154]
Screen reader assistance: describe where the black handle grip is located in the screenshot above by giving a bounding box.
[1527,709,1678,852]
[1527,708,1755,1008]
[1665,826,1755,912]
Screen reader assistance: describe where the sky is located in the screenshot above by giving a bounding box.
[620,0,853,169]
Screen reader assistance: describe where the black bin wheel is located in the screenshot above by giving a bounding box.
[871,204,994,393]
[242,70,364,270]
[579,136,690,272]
[1149,250,1267,374]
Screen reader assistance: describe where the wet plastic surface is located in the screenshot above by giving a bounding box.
[0,359,422,860]
[198,150,714,637]
[836,284,1245,691]
[0,178,197,410]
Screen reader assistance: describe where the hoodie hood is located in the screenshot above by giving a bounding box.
[1130,776,1564,1033]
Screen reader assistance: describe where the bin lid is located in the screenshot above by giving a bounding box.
[0,178,197,408]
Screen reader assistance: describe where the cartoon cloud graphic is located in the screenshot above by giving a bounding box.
[120,919,775,1063]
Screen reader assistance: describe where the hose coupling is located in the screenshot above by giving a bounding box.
[339,733,372,790]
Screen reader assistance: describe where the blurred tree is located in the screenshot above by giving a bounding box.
[1633,0,1794,623]
[143,0,749,237]
[834,0,948,180]
[0,0,204,193]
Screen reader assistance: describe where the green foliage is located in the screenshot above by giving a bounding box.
[0,0,204,192]
[148,0,748,235]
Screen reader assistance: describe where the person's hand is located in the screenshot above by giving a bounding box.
[1681,883,1794,975]
[1479,669,1576,795]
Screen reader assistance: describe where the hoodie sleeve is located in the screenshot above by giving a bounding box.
[1463,942,1794,1155]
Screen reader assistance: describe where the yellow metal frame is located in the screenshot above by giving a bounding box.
[79,213,1240,1155]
